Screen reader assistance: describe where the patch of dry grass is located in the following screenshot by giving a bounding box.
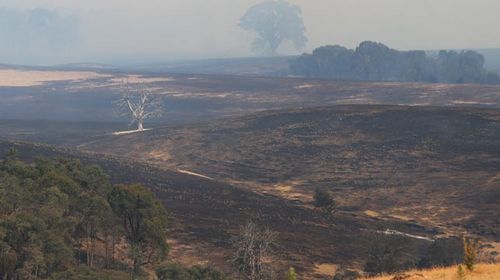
[361,264,500,280]
[0,69,174,87]
[313,263,338,276]
[0,69,110,86]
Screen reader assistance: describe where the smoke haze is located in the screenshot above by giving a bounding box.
[1,0,499,65]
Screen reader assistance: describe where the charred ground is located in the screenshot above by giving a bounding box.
[79,105,500,242]
[0,140,439,279]
[1,69,499,278]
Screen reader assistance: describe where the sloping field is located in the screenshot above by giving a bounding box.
[0,140,443,279]
[1,67,500,122]
[80,105,500,242]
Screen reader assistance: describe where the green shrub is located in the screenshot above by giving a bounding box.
[156,263,226,280]
[50,267,131,280]
[313,188,336,213]
[463,237,479,271]
[286,267,297,280]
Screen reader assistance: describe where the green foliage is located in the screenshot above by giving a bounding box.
[108,184,169,273]
[0,152,169,279]
[313,188,336,213]
[156,263,226,280]
[50,267,131,280]
[291,41,500,84]
[463,237,479,271]
[286,267,297,280]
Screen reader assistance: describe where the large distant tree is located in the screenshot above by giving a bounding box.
[240,0,307,56]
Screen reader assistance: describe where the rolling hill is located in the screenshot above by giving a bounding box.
[1,103,499,278]
[0,139,442,279]
[1,68,500,124]
[79,105,500,244]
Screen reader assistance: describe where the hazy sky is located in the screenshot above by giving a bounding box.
[1,0,500,65]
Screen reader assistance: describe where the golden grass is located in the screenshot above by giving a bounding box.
[361,263,500,280]
[313,263,338,276]
[0,69,172,87]
[0,69,110,86]
[364,210,381,217]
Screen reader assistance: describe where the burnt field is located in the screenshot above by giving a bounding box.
[0,140,440,279]
[1,68,500,124]
[1,69,500,278]
[78,105,500,243]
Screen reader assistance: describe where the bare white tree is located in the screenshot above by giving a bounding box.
[116,81,163,132]
[232,222,277,280]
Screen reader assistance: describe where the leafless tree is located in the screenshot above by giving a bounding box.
[232,222,277,280]
[116,81,163,131]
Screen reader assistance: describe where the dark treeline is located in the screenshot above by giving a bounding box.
[0,149,226,280]
[290,41,500,84]
[0,149,168,279]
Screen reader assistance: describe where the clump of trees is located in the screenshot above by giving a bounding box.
[0,149,168,279]
[240,0,307,56]
[290,41,500,84]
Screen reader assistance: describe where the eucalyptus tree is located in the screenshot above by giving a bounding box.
[108,184,168,273]
[240,0,307,56]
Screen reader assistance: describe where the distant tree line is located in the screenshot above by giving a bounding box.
[290,41,500,84]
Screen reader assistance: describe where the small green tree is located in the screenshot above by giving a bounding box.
[313,188,336,213]
[463,237,479,271]
[286,267,297,280]
[108,184,168,273]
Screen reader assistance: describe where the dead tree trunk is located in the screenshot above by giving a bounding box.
[117,81,163,132]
